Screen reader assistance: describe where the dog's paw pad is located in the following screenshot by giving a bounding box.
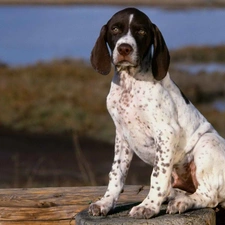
[167,199,190,214]
[129,206,156,219]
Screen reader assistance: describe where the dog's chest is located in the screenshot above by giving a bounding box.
[107,74,158,164]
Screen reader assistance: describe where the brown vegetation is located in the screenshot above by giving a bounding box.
[0,59,114,141]
[0,45,224,188]
[171,45,225,63]
[0,46,225,141]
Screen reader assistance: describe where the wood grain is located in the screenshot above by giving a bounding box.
[0,185,148,224]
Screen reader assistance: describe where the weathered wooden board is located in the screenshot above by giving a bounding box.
[0,185,218,225]
[0,221,75,225]
[0,185,149,224]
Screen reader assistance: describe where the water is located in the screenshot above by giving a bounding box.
[175,63,225,74]
[0,6,225,66]
[213,99,225,112]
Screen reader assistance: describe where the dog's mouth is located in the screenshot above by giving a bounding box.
[116,60,136,67]
[113,50,138,70]
[114,55,138,66]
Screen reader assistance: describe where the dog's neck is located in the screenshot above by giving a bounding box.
[115,64,156,81]
[113,66,159,91]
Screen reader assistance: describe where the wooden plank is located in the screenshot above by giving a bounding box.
[0,205,81,220]
[0,220,75,225]
[0,185,148,223]
[0,186,107,207]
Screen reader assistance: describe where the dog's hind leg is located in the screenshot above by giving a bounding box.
[167,133,225,214]
[167,188,219,214]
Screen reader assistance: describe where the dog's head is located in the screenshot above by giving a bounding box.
[91,8,170,80]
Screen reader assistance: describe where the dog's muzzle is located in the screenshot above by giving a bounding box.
[114,43,136,67]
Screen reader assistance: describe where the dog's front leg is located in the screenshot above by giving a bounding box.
[129,128,177,219]
[89,131,133,216]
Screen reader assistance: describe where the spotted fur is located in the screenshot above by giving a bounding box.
[89,7,225,219]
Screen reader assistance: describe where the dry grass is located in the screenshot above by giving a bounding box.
[171,45,225,63]
[0,59,114,141]
[0,46,225,142]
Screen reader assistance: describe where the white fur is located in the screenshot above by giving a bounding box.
[89,67,225,218]
[89,9,225,219]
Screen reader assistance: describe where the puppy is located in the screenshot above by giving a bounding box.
[88,7,225,219]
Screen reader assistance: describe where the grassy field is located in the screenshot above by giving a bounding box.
[0,45,225,142]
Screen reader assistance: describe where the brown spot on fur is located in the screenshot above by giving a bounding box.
[172,160,198,193]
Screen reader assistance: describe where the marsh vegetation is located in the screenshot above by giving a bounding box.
[0,45,225,188]
[0,45,225,140]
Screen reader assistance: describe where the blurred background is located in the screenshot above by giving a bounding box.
[0,0,225,188]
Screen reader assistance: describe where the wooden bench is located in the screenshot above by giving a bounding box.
[0,185,217,225]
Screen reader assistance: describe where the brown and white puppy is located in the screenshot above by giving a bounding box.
[89,7,225,219]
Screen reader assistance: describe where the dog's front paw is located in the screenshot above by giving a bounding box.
[89,199,114,216]
[129,205,156,219]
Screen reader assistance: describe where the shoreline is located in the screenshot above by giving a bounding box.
[0,0,225,8]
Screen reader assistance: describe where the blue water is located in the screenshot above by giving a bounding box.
[0,6,225,66]
[213,99,225,112]
[175,63,225,74]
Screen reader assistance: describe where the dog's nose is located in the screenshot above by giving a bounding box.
[117,44,133,56]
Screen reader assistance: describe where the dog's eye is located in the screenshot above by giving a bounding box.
[137,29,146,36]
[112,27,120,34]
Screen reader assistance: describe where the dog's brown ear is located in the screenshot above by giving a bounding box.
[151,24,170,80]
[90,25,111,75]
